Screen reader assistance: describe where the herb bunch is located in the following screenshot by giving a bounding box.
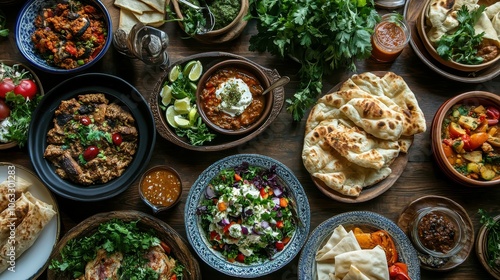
[248,0,379,121]
[479,209,500,268]
[436,5,486,65]
[4,92,41,148]
[49,219,184,279]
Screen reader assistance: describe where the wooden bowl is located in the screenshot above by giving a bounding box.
[171,0,249,42]
[0,60,44,150]
[431,91,500,187]
[196,59,272,136]
[417,0,500,72]
[47,210,201,280]
[476,213,500,279]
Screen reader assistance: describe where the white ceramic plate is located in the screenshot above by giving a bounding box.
[0,162,60,280]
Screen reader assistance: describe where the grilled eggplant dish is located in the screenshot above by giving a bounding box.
[44,93,138,185]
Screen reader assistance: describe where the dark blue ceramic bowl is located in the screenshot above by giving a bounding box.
[15,0,112,74]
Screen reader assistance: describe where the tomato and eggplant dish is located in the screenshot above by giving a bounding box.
[441,103,500,181]
[31,0,107,70]
[200,67,265,131]
[44,93,137,185]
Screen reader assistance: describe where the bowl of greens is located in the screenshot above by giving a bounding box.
[184,154,310,278]
[47,210,201,280]
[418,0,500,72]
[477,209,500,279]
[0,60,44,149]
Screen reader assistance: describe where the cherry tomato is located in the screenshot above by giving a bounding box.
[112,133,122,145]
[0,99,10,120]
[83,146,99,161]
[276,220,284,229]
[0,78,15,98]
[160,241,171,255]
[79,116,91,126]
[389,262,410,280]
[14,79,38,100]
[235,253,245,263]
[169,275,177,280]
[275,241,285,251]
[469,132,489,151]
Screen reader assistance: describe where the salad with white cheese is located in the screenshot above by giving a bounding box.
[196,162,296,264]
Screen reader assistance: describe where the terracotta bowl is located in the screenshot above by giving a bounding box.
[0,60,44,150]
[196,59,272,136]
[431,91,500,187]
[139,165,183,213]
[476,213,500,279]
[172,0,249,38]
[418,0,500,72]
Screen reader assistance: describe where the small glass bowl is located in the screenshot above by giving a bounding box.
[139,165,183,213]
[410,207,467,258]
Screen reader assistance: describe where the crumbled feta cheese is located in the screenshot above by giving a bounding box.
[0,118,12,143]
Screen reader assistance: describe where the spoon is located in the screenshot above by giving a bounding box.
[262,76,290,95]
[177,0,216,34]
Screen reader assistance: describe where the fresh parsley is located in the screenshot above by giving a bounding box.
[4,92,41,148]
[436,5,486,65]
[248,0,379,121]
[174,117,216,146]
[49,219,184,279]
[479,209,500,269]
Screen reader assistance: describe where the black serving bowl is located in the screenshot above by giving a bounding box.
[28,73,156,201]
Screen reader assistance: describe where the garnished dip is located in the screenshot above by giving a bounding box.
[141,167,182,208]
[441,103,500,181]
[200,67,265,131]
[216,77,252,117]
[196,162,296,264]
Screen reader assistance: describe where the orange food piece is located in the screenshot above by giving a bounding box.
[353,228,398,266]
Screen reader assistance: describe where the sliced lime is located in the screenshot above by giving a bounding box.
[188,106,199,124]
[174,97,191,114]
[183,60,198,76]
[168,65,181,82]
[166,105,179,128]
[160,84,173,106]
[174,115,191,128]
[189,81,198,92]
[188,61,203,82]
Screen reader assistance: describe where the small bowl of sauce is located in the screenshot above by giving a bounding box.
[371,12,410,62]
[410,207,466,258]
[139,165,182,213]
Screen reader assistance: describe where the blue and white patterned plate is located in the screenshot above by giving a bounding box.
[298,211,420,280]
[185,154,311,278]
[15,0,112,74]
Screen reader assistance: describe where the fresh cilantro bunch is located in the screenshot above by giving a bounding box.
[248,0,379,121]
[436,5,486,65]
[166,1,207,36]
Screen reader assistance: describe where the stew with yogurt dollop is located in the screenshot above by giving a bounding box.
[200,67,265,131]
[441,103,500,181]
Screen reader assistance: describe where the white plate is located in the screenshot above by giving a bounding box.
[0,162,60,280]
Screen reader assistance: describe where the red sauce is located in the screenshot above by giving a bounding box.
[200,67,264,131]
[141,169,181,207]
[371,21,407,62]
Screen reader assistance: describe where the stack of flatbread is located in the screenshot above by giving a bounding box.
[0,177,57,273]
[426,0,500,49]
[316,225,390,280]
[302,72,426,197]
[115,0,167,34]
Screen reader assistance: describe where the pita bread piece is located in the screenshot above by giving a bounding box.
[119,8,140,34]
[114,0,154,14]
[0,177,31,212]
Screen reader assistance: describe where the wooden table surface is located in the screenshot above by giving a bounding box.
[1,1,500,279]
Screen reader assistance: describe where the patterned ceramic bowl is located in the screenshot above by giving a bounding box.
[15,0,112,74]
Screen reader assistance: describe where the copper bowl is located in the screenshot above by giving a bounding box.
[139,165,183,213]
[417,0,500,72]
[431,91,500,187]
[476,213,500,279]
[196,59,272,136]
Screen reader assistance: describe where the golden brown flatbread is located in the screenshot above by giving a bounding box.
[302,72,425,197]
[0,177,31,213]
